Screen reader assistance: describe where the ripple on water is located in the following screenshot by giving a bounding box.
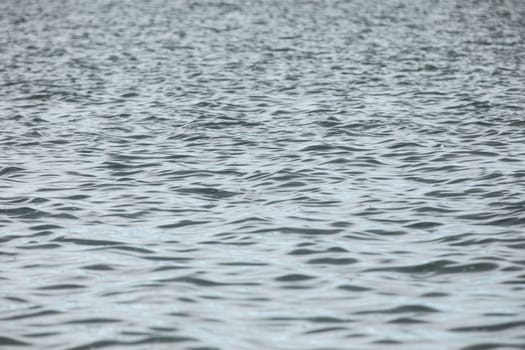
[1,0,525,349]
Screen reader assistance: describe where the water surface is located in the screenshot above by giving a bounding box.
[1,0,525,349]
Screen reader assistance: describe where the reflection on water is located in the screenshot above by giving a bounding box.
[1,0,525,349]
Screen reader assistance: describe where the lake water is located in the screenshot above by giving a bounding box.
[1,0,525,349]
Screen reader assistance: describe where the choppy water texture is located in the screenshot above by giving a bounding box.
[1,0,525,349]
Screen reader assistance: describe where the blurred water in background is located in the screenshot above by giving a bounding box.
[1,0,525,349]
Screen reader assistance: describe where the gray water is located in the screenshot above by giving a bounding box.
[1,0,525,349]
